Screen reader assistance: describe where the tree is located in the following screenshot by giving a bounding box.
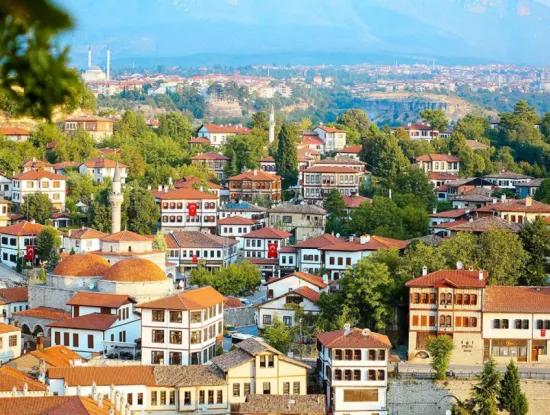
[401,242,446,279]
[534,178,550,204]
[362,130,409,183]
[420,109,449,132]
[393,166,436,210]
[338,257,393,330]
[152,230,167,252]
[0,1,92,119]
[224,147,239,178]
[499,360,528,415]
[324,189,347,233]
[479,229,528,285]
[439,232,480,270]
[275,123,299,190]
[114,111,148,137]
[349,196,404,239]
[250,111,269,131]
[189,261,261,296]
[470,358,501,415]
[22,193,54,224]
[223,133,266,173]
[157,112,193,145]
[262,316,294,354]
[426,335,454,380]
[519,217,550,285]
[124,186,160,235]
[336,109,371,144]
[541,112,550,142]
[36,226,60,262]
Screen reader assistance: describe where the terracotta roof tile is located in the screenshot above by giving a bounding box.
[0,396,118,415]
[53,253,111,277]
[236,394,325,415]
[338,145,362,154]
[13,307,70,321]
[223,296,244,308]
[102,258,166,282]
[416,153,460,162]
[0,367,47,392]
[191,152,229,161]
[166,231,237,249]
[268,272,326,289]
[100,230,151,242]
[0,322,19,335]
[292,286,321,302]
[317,125,344,133]
[0,287,28,304]
[476,198,550,214]
[138,286,224,310]
[229,170,281,182]
[302,165,359,174]
[13,170,65,181]
[429,208,469,218]
[201,123,250,134]
[48,366,156,386]
[153,187,217,200]
[66,292,133,308]
[189,137,210,144]
[0,126,30,136]
[82,157,126,169]
[0,221,43,236]
[67,227,107,240]
[484,286,550,313]
[405,269,486,288]
[218,216,256,225]
[427,172,460,181]
[343,195,372,209]
[29,345,85,367]
[448,216,521,233]
[48,313,118,331]
[317,328,392,349]
[243,227,291,239]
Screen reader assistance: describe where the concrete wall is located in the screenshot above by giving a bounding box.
[388,379,550,415]
[223,306,255,327]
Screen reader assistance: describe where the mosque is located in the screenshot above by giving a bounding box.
[14,164,175,337]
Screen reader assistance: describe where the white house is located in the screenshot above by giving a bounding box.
[79,157,128,184]
[0,221,43,267]
[258,286,320,329]
[62,227,107,254]
[197,123,250,148]
[11,170,66,210]
[0,323,21,363]
[0,198,8,227]
[317,327,392,415]
[313,126,347,152]
[0,287,28,323]
[138,286,224,366]
[241,227,291,260]
[415,154,461,175]
[217,216,257,250]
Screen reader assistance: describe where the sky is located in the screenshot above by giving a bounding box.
[58,0,550,68]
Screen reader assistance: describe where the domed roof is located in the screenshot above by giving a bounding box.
[102,258,167,282]
[53,253,111,277]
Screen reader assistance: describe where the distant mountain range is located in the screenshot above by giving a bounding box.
[59,0,550,68]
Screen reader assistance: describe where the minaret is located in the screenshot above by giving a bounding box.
[106,47,111,81]
[87,47,92,69]
[110,162,123,234]
[268,105,275,144]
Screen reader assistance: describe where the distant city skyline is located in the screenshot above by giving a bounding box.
[60,0,550,68]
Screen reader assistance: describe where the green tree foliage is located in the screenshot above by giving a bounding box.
[448,131,491,177]
[479,229,528,285]
[250,111,269,131]
[22,193,54,224]
[518,217,550,285]
[157,112,193,146]
[189,261,261,296]
[401,242,446,279]
[31,123,64,148]
[51,129,97,163]
[152,230,167,252]
[336,109,371,144]
[323,189,348,234]
[275,123,299,190]
[223,133,266,174]
[36,225,60,262]
[454,115,490,142]
[124,186,160,235]
[499,360,528,415]
[534,178,550,204]
[392,166,436,210]
[262,316,294,354]
[114,111,148,137]
[426,335,454,380]
[0,138,41,174]
[167,86,205,118]
[470,358,501,415]
[541,112,550,142]
[420,109,449,132]
[362,129,409,183]
[439,232,479,270]
[0,1,94,119]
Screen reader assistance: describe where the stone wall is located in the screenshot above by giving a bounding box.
[224,306,256,327]
[388,378,550,414]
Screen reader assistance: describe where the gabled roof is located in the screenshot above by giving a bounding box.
[317,328,392,349]
[28,345,85,367]
[448,216,521,233]
[13,307,70,321]
[200,123,250,134]
[236,394,325,415]
[0,322,19,334]
[269,203,326,215]
[292,286,321,302]
[302,165,358,174]
[13,170,65,181]
[67,227,107,240]
[81,157,126,169]
[0,367,47,392]
[0,396,118,415]
[0,221,43,236]
[483,171,532,180]
[429,208,469,219]
[0,287,28,304]
[100,230,151,242]
[337,145,362,154]
[427,172,460,181]
[476,198,550,214]
[229,170,281,181]
[416,153,460,163]
[268,271,326,289]
[243,227,291,239]
[405,269,486,288]
[316,125,344,133]
[191,152,229,161]
[137,286,224,311]
[218,216,256,225]
[47,313,118,331]
[293,234,342,249]
[67,292,133,308]
[300,134,324,146]
[343,195,372,209]
[484,286,550,313]
[153,187,217,200]
[0,126,30,136]
[165,231,237,249]
[189,137,210,145]
[48,366,156,386]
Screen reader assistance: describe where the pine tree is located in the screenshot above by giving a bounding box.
[499,360,528,415]
[275,123,298,190]
[471,358,501,415]
[225,147,239,178]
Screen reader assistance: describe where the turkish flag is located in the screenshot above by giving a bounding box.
[542,329,546,337]
[188,202,197,217]
[25,245,35,261]
[192,254,198,264]
[267,243,278,259]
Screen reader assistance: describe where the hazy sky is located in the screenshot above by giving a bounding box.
[59,0,550,67]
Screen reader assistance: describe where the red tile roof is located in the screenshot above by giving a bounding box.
[48,313,118,331]
[13,170,65,181]
[294,234,342,249]
[301,134,324,146]
[476,198,550,214]
[13,307,70,321]
[343,195,372,209]
[165,231,237,249]
[201,124,250,134]
[0,396,117,415]
[292,286,321,302]
[484,286,550,313]
[174,176,222,190]
[218,216,256,225]
[189,137,210,144]
[405,269,486,288]
[0,126,30,136]
[447,216,521,233]
[302,165,359,174]
[0,221,43,236]
[102,258,166,282]
[67,292,133,308]
[53,253,111,277]
[0,287,28,304]
[260,156,275,162]
[0,322,19,334]
[429,208,468,219]
[416,153,460,163]
[28,345,85,367]
[248,258,278,265]
[268,271,326,289]
[243,227,291,239]
[224,296,244,308]
[48,365,156,386]
[317,328,391,349]
[338,145,362,154]
[154,187,217,200]
[82,157,126,169]
[67,227,107,240]
[0,366,48,392]
[138,286,224,310]
[191,152,229,161]
[317,125,344,133]
[427,172,460,181]
[100,230,151,242]
[229,170,281,182]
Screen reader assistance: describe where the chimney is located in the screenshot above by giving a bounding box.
[478,270,484,280]
[343,323,351,336]
[501,194,506,202]
[432,208,437,214]
[456,261,463,270]
[87,46,92,69]
[422,265,428,276]
[359,234,370,244]
[525,196,532,207]
[106,47,111,81]
[253,169,257,176]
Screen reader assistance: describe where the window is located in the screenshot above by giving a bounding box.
[170,311,182,323]
[233,383,241,397]
[169,352,181,365]
[344,370,352,381]
[283,382,290,394]
[64,332,69,346]
[334,369,342,380]
[54,331,60,345]
[263,315,272,326]
[170,390,175,405]
[522,319,529,329]
[515,319,522,329]
[293,382,300,394]
[368,349,376,360]
[184,391,191,405]
[199,390,205,404]
[72,333,78,348]
[283,316,292,326]
[354,350,361,360]
[345,349,353,360]
[152,310,164,322]
[208,390,214,404]
[137,393,143,405]
[217,390,222,404]
[127,393,133,405]
[151,351,164,364]
[191,311,201,323]
[191,330,201,344]
[353,370,361,381]
[377,350,385,361]
[244,383,251,396]
[170,330,182,344]
[151,391,157,406]
[152,330,164,343]
[87,335,94,349]
[263,382,271,394]
[160,391,166,405]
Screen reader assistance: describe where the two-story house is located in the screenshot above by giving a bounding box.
[191,152,229,181]
[228,170,282,203]
[11,170,66,210]
[242,227,291,278]
[301,165,361,202]
[138,286,224,366]
[79,158,128,184]
[317,326,392,415]
[335,145,362,161]
[415,154,461,175]
[268,203,326,242]
[0,221,43,267]
[197,124,250,148]
[62,116,113,141]
[313,126,347,153]
[405,268,486,365]
[0,323,21,363]
[217,216,257,249]
[155,188,218,233]
[403,122,441,141]
[483,171,533,190]
[62,227,107,254]
[0,287,28,324]
[475,196,550,224]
